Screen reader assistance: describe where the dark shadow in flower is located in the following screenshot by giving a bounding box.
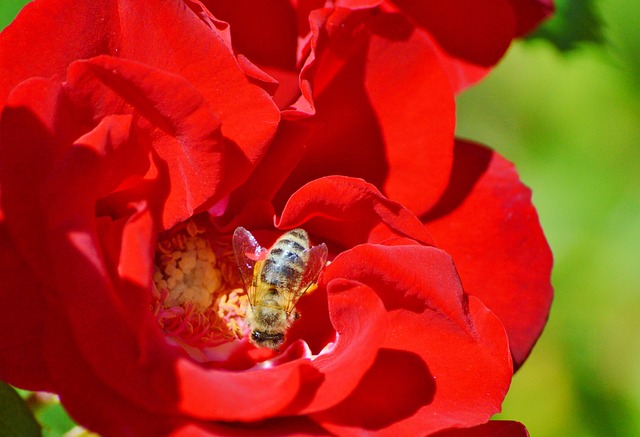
[277,363,326,414]
[365,11,414,42]
[212,414,329,436]
[286,283,335,355]
[311,348,435,430]
[391,0,512,67]
[263,35,389,215]
[201,0,298,70]
[420,140,492,222]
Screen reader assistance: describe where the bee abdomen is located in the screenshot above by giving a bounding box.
[260,229,310,289]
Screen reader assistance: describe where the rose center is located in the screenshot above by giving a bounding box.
[151,219,248,351]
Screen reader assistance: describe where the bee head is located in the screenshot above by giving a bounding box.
[251,331,285,350]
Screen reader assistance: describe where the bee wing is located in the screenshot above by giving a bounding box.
[285,242,328,314]
[232,227,265,301]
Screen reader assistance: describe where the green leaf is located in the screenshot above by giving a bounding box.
[0,0,30,30]
[527,0,605,51]
[0,382,41,437]
[38,402,77,437]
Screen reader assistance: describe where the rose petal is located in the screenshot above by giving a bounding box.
[0,77,180,411]
[0,0,114,107]
[335,0,383,8]
[431,420,530,437]
[0,224,53,391]
[0,78,74,274]
[230,8,454,217]
[314,347,436,436]
[277,176,434,249]
[423,140,553,368]
[42,308,185,437]
[390,0,516,91]
[312,244,513,434]
[174,416,329,436]
[176,358,323,421]
[0,0,279,179]
[387,0,554,91]
[287,8,455,216]
[201,1,298,71]
[284,279,389,415]
[66,55,226,227]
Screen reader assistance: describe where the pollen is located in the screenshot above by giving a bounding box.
[151,218,248,350]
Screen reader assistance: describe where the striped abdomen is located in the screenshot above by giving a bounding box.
[259,229,310,293]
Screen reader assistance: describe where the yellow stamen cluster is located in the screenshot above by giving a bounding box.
[154,224,221,312]
[152,219,248,349]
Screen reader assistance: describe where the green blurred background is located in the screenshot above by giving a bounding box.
[1,1,639,436]
[457,1,640,436]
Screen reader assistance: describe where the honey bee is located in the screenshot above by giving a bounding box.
[232,227,328,350]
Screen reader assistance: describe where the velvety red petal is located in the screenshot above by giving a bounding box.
[0,0,114,107]
[390,0,516,91]
[234,8,454,216]
[0,76,179,411]
[201,0,298,71]
[388,0,553,91]
[41,306,186,437]
[40,177,182,415]
[66,55,226,227]
[312,244,513,434]
[176,358,322,421]
[0,224,53,391]
[172,416,330,437]
[44,135,332,422]
[277,176,434,249]
[432,420,530,437]
[0,78,74,274]
[0,0,279,181]
[48,309,328,436]
[423,140,553,369]
[284,280,389,415]
[199,0,304,108]
[48,310,330,436]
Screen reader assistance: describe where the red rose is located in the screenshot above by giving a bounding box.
[213,1,554,369]
[0,1,552,436]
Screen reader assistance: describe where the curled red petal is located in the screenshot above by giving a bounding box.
[66,55,226,227]
[285,279,389,415]
[226,7,454,216]
[176,358,323,421]
[0,0,279,182]
[277,176,434,249]
[0,77,177,411]
[285,8,454,215]
[423,140,553,368]
[313,244,513,434]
